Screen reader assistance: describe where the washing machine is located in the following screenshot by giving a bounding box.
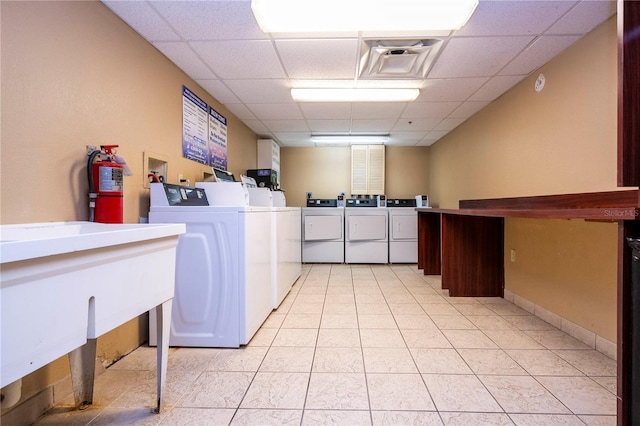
[246,183,301,309]
[302,198,345,263]
[148,181,272,348]
[344,196,388,264]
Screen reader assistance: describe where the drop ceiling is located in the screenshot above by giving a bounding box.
[103,0,616,147]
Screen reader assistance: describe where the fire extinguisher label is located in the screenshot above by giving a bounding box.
[99,167,124,192]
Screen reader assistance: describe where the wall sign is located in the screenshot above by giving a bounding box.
[182,86,209,165]
[209,106,228,170]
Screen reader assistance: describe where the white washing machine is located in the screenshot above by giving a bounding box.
[246,185,301,309]
[345,197,388,264]
[148,182,272,348]
[302,199,344,263]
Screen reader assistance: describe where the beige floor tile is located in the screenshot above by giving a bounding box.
[303,410,372,425]
[535,376,617,415]
[422,374,502,412]
[385,293,417,303]
[508,414,586,425]
[441,330,498,349]
[321,313,359,328]
[312,347,364,372]
[289,302,324,315]
[356,303,391,315]
[161,407,235,425]
[322,302,357,315]
[453,304,496,316]
[439,412,514,425]
[483,329,545,350]
[239,372,309,409]
[32,406,103,425]
[111,370,200,408]
[281,314,321,329]
[363,347,418,373]
[356,294,388,304]
[295,293,327,304]
[358,314,398,329]
[262,314,286,328]
[360,328,406,348]
[578,415,617,426]
[553,349,616,376]
[179,371,253,408]
[246,327,278,347]
[466,315,516,331]
[401,329,453,348]
[430,315,477,330]
[506,350,584,376]
[325,293,356,304]
[272,328,318,347]
[479,375,570,414]
[411,348,472,374]
[503,315,558,331]
[523,330,592,350]
[207,347,268,372]
[387,303,425,315]
[591,376,616,395]
[421,303,461,315]
[458,349,527,375]
[230,409,303,425]
[372,411,442,425]
[305,373,370,410]
[316,328,361,348]
[394,314,438,330]
[259,346,315,372]
[485,303,530,316]
[367,373,436,410]
[413,294,451,304]
[75,407,163,426]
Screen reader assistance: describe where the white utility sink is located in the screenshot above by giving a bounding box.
[0,221,185,412]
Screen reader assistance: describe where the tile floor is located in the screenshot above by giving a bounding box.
[34,264,617,425]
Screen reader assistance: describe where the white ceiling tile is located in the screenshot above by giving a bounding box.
[388,131,430,145]
[307,120,352,132]
[275,39,359,79]
[351,103,406,120]
[351,119,398,132]
[224,79,292,104]
[392,118,442,131]
[455,1,576,36]
[191,40,285,79]
[415,137,441,146]
[243,119,270,134]
[103,1,180,41]
[299,103,353,120]
[273,132,314,147]
[418,78,489,102]
[434,118,467,132]
[401,102,461,119]
[223,103,257,121]
[429,36,535,78]
[469,75,527,102]
[153,42,217,79]
[500,35,581,76]
[547,1,616,35]
[449,101,491,119]
[152,1,266,41]
[263,120,310,132]
[196,80,240,104]
[247,103,303,120]
[426,130,452,140]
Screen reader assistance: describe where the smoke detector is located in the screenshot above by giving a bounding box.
[359,39,443,80]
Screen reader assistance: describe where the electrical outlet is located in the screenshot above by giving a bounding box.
[510,249,517,262]
[86,145,98,155]
[178,173,184,182]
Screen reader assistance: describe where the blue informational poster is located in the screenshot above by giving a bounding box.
[208,106,228,170]
[182,86,209,165]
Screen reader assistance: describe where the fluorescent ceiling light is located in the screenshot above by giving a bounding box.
[312,135,389,145]
[292,88,419,102]
[251,0,478,33]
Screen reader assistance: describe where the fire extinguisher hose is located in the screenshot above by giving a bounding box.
[87,149,101,222]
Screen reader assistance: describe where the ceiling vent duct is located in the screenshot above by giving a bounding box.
[359,39,443,80]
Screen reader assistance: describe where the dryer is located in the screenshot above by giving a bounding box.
[345,196,388,264]
[302,198,344,263]
[148,182,272,348]
[387,198,418,263]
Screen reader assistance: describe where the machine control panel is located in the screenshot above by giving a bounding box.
[162,183,209,206]
[307,198,338,207]
[386,198,417,207]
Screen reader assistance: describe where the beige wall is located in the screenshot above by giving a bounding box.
[280,146,429,207]
[1,0,257,410]
[428,18,621,341]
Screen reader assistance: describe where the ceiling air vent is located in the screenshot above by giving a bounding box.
[359,39,443,80]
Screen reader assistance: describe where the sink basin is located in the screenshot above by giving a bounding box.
[1,221,185,412]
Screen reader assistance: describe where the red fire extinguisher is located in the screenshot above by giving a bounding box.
[87,145,123,224]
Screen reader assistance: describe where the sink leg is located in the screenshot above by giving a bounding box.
[68,338,97,409]
[154,299,172,413]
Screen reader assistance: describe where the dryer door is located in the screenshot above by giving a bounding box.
[347,215,387,241]
[391,213,417,240]
[304,215,343,241]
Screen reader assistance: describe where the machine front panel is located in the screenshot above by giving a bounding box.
[304,215,343,241]
[390,213,418,240]
[347,215,387,241]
